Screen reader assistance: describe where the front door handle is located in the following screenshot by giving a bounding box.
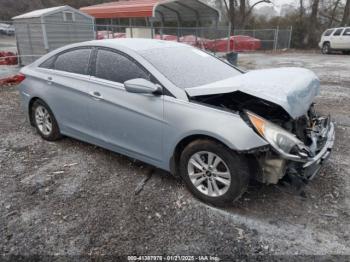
[89,91,103,100]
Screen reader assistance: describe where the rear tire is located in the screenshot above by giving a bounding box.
[31,100,61,141]
[179,139,250,206]
[322,42,331,54]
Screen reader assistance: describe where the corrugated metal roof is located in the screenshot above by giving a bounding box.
[80,0,220,21]
[12,5,94,20]
[12,6,66,19]
[80,0,158,18]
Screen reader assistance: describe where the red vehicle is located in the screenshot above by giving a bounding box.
[205,35,261,52]
[0,51,18,65]
[97,31,126,40]
[179,35,210,48]
[97,31,113,40]
[113,32,126,38]
[155,34,178,41]
[96,31,260,53]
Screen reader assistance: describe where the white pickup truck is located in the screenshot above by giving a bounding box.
[319,27,350,54]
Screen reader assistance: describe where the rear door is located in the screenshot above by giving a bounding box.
[38,47,97,139]
[341,28,350,49]
[88,48,164,164]
[331,28,344,48]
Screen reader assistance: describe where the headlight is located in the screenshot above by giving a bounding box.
[246,111,310,160]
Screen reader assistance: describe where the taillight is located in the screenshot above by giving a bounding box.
[15,73,26,83]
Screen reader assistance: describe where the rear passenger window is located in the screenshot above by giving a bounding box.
[333,28,344,36]
[324,29,334,36]
[54,48,91,75]
[343,28,350,36]
[94,49,150,83]
[39,55,56,69]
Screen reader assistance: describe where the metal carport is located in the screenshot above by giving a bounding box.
[80,0,221,27]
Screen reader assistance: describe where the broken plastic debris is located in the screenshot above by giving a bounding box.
[52,171,65,175]
[63,163,78,167]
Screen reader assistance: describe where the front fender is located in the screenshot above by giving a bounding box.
[162,97,268,170]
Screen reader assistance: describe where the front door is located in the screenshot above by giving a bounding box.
[88,48,164,164]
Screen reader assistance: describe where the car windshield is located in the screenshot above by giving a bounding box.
[140,46,241,89]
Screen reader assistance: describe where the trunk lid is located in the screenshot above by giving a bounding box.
[185,67,320,119]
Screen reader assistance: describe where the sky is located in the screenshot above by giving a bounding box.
[258,0,346,9]
[254,0,301,14]
[258,0,299,9]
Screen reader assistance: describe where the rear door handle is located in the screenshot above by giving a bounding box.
[89,91,103,100]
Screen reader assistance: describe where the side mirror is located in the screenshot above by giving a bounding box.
[124,78,162,95]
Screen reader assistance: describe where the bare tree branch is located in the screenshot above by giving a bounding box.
[299,0,304,18]
[341,0,350,26]
[246,0,272,18]
[223,0,229,13]
[319,11,341,24]
[328,0,341,26]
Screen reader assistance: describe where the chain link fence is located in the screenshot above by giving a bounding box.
[96,24,292,53]
[0,20,292,67]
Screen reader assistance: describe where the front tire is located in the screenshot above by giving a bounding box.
[322,42,331,54]
[179,139,250,206]
[31,100,61,141]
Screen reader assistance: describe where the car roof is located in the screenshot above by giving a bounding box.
[81,38,188,53]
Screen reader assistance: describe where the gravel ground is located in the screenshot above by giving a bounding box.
[0,52,350,260]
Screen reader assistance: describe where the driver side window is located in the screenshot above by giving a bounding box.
[94,49,150,84]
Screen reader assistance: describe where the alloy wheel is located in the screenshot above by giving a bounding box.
[35,105,53,136]
[187,151,231,197]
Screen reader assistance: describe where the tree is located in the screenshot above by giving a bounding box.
[299,0,304,19]
[228,0,236,33]
[222,0,272,33]
[317,0,342,27]
[341,0,350,26]
[307,0,320,47]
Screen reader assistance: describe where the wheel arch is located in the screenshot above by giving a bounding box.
[28,97,56,127]
[169,134,235,176]
[323,41,331,48]
[28,97,42,126]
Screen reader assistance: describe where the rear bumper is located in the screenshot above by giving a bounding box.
[18,85,32,123]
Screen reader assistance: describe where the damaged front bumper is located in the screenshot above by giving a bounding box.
[274,117,335,180]
[255,116,335,184]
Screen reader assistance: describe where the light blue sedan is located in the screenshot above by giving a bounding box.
[18,39,335,205]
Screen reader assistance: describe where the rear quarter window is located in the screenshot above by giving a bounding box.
[39,56,56,69]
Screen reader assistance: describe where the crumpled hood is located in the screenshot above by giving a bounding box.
[185,67,320,119]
